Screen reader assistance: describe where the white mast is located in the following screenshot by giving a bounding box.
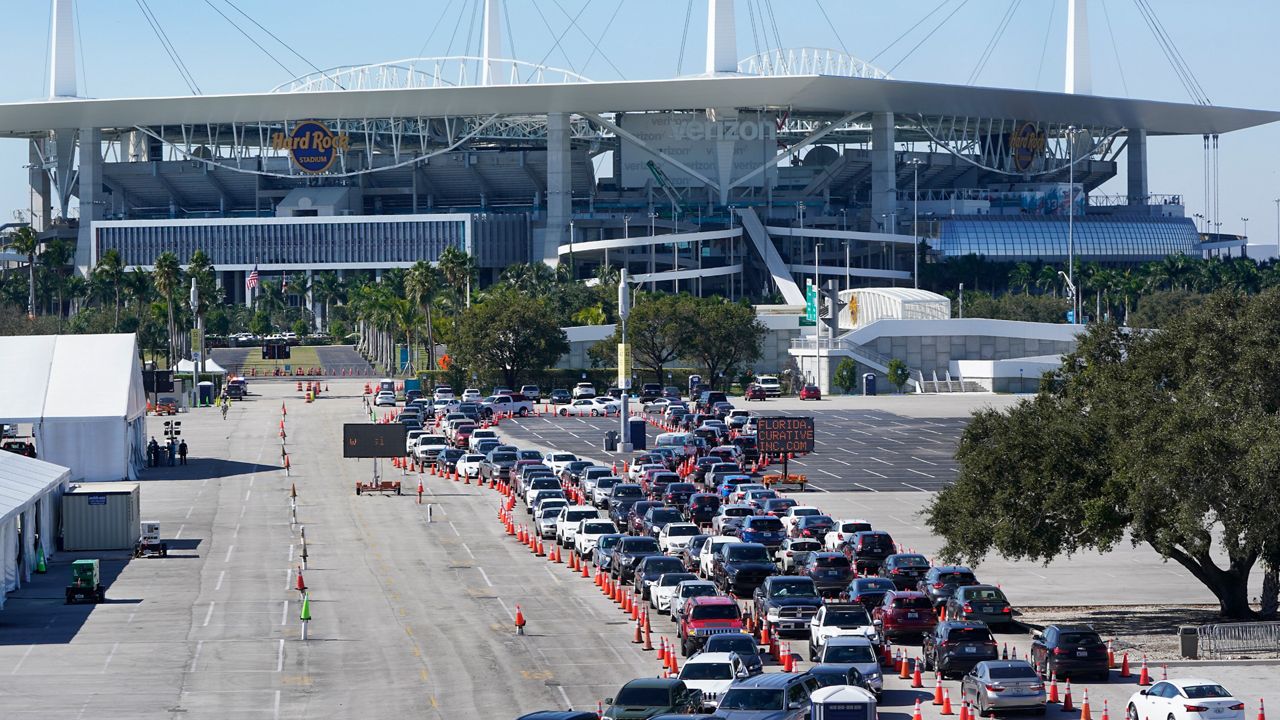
[705,0,738,75]
[481,0,504,86]
[50,0,78,98]
[1065,0,1091,95]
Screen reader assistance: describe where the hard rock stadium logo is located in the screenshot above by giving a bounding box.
[1010,122,1047,172]
[270,121,350,174]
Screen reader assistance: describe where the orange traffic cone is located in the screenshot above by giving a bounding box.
[912,699,924,720]
[1258,699,1266,720]
[1062,680,1075,712]
[782,643,794,672]
[643,612,653,651]
[899,650,910,679]
[933,673,944,705]
[657,637,668,664]
[1079,688,1092,720]
[568,552,578,570]
[514,604,526,635]
[1120,652,1131,678]
[960,702,971,720]
[1048,675,1060,703]
[668,646,680,674]
[941,688,954,716]
[580,559,590,579]
[1100,699,1111,720]
[912,657,924,688]
[295,567,307,592]
[632,614,643,643]
[760,621,772,648]
[1138,656,1151,686]
[1107,640,1116,668]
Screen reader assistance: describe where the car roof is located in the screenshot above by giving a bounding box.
[689,595,737,607]
[825,635,875,647]
[977,660,1036,671]
[887,590,928,598]
[734,672,811,688]
[622,677,684,689]
[811,552,846,559]
[676,579,716,587]
[1047,624,1098,633]
[1168,679,1226,689]
[685,652,739,664]
[939,620,989,629]
[931,565,974,573]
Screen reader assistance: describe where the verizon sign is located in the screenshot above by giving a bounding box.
[620,112,777,189]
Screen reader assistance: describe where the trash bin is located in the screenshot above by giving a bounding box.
[1178,626,1199,659]
[603,430,619,453]
[863,373,877,396]
[628,418,648,450]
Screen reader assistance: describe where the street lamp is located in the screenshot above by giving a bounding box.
[568,219,576,281]
[906,158,925,289]
[648,211,658,291]
[1193,213,1206,234]
[1066,125,1077,326]
[1058,270,1077,323]
[1242,217,1250,240]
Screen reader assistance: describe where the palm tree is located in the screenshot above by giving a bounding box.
[4,226,40,317]
[390,298,424,374]
[310,271,344,332]
[500,262,557,295]
[1035,264,1060,297]
[1007,262,1033,294]
[255,280,288,333]
[437,246,476,309]
[93,249,126,329]
[39,238,72,318]
[404,261,440,369]
[153,252,184,367]
[122,268,153,325]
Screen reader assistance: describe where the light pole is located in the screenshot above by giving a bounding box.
[648,211,657,291]
[1067,125,1077,325]
[618,269,632,452]
[798,201,806,279]
[1058,270,1077,323]
[568,219,575,281]
[840,208,847,232]
[1274,199,1280,252]
[1242,217,1250,241]
[1193,213,1205,234]
[907,158,924,289]
[958,282,964,319]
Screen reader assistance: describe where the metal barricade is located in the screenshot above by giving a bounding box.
[1196,621,1280,658]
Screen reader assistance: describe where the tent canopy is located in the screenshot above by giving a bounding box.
[0,451,68,526]
[175,358,226,374]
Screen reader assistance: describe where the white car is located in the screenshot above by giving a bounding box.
[1126,680,1245,720]
[461,388,482,402]
[559,399,614,417]
[755,375,782,396]
[808,603,877,660]
[650,571,699,612]
[678,652,748,710]
[546,452,578,475]
[554,506,600,547]
[432,386,455,402]
[781,506,824,535]
[825,519,874,551]
[455,453,486,479]
[630,463,665,483]
[467,429,498,451]
[590,397,621,413]
[590,477,621,507]
[411,435,450,461]
[642,398,672,414]
[731,484,767,503]
[698,536,742,578]
[658,522,701,554]
[779,538,823,572]
[572,382,596,399]
[670,579,719,619]
[405,429,429,454]
[573,518,618,559]
[534,504,567,538]
[374,391,397,407]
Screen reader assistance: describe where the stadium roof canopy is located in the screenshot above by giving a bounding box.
[0,74,1275,138]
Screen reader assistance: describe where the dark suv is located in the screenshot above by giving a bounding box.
[872,589,938,641]
[640,383,663,402]
[802,552,854,598]
[844,530,896,574]
[923,621,999,678]
[918,565,979,609]
[880,553,931,590]
[609,535,663,582]
[714,542,777,596]
[1028,625,1109,681]
[686,493,721,526]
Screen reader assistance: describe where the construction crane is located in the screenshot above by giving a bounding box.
[646,160,683,221]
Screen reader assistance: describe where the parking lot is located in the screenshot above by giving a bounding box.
[0,380,1271,719]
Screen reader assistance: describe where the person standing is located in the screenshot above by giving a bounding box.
[148,437,160,468]
[178,439,188,466]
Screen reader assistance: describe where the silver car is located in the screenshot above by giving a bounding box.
[816,636,884,697]
[960,660,1046,715]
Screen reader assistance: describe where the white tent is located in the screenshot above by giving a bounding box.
[0,452,69,609]
[175,358,226,375]
[0,334,148,481]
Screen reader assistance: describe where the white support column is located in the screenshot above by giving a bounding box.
[49,0,77,98]
[545,112,572,265]
[705,0,738,75]
[75,128,101,276]
[1065,0,1091,95]
[481,0,504,86]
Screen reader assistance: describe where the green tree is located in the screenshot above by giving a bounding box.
[3,226,40,317]
[121,267,151,325]
[833,358,859,394]
[309,271,344,332]
[599,293,695,383]
[926,291,1280,618]
[451,287,568,388]
[686,298,767,389]
[404,261,440,369]
[1007,262,1033,294]
[249,309,271,337]
[152,252,184,367]
[1127,289,1207,329]
[886,358,910,393]
[437,246,476,309]
[291,318,310,338]
[186,250,219,314]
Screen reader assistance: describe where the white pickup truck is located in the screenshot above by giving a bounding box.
[482,394,535,417]
[411,434,450,462]
[807,603,879,661]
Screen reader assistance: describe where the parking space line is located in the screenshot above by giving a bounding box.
[830,458,850,465]
[557,686,574,709]
[276,639,284,672]
[910,456,938,465]
[203,602,215,627]
[224,545,234,562]
[864,469,887,478]
[10,645,33,675]
[215,570,225,591]
[175,524,185,539]
[460,542,476,559]
[907,468,936,478]
[281,601,288,626]
[818,469,840,478]
[902,483,928,492]
[477,567,493,587]
[188,640,203,673]
[448,521,461,537]
[854,483,880,492]
[273,690,281,720]
[870,457,893,465]
[544,565,562,584]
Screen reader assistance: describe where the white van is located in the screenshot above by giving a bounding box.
[755,375,782,397]
[378,378,396,394]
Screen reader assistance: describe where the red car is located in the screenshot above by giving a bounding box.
[745,384,767,401]
[871,589,938,641]
[799,384,822,400]
[677,595,744,656]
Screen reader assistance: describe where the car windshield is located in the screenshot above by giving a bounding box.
[965,588,1007,601]
[644,559,685,575]
[815,556,851,568]
[490,453,517,462]
[939,572,977,584]
[707,635,758,656]
[665,525,698,536]
[720,689,784,711]
[895,555,930,567]
[947,628,994,643]
[1182,685,1232,699]
[746,518,784,531]
[539,508,561,518]
[859,579,896,591]
[681,584,717,598]
[1058,632,1103,646]
[726,546,771,562]
[651,510,682,523]
[621,538,660,552]
[691,604,740,620]
[893,596,934,609]
[825,608,872,626]
[825,644,876,663]
[596,478,619,490]
[530,479,559,490]
[682,662,733,680]
[565,510,596,521]
[613,486,643,498]
[989,665,1039,680]
[659,574,696,587]
[770,580,818,598]
[794,508,821,517]
[614,686,674,706]
[583,522,614,533]
[725,507,753,517]
[597,536,622,550]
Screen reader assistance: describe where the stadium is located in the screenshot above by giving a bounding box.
[2,0,1277,315]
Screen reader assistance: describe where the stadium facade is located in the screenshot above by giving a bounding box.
[3,0,1277,311]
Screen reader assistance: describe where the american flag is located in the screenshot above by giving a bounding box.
[246,265,260,290]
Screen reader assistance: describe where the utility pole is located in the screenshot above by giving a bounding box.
[1067,125,1077,324]
[907,158,924,289]
[618,269,632,452]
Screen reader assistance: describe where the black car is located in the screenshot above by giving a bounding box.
[610,536,664,581]
[640,383,663,402]
[845,530,896,574]
[792,515,835,541]
[633,555,688,599]
[918,565,980,609]
[516,712,601,720]
[549,389,572,404]
[752,576,824,639]
[662,482,697,510]
[880,553,931,590]
[730,435,759,464]
[843,577,898,610]
[803,552,855,598]
[702,632,765,676]
[628,501,665,535]
[923,621,999,678]
[679,535,711,574]
[686,493,721,526]
[714,542,777,596]
[559,460,595,485]
[646,472,681,500]
[593,533,626,572]
[1029,625,1109,681]
[642,507,684,537]
[434,448,465,472]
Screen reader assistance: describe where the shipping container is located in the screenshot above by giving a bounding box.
[61,482,141,551]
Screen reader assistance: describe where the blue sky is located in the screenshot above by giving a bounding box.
[0,0,1276,242]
